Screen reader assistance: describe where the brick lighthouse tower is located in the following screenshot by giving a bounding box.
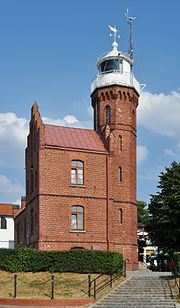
[91,18,141,270]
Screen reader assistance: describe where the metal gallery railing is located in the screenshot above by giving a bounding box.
[87,259,129,299]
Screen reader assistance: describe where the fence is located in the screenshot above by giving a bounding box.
[0,264,126,300]
[0,272,88,300]
[87,259,128,299]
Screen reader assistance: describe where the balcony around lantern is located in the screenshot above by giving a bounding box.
[90,70,141,95]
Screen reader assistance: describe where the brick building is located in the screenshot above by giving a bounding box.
[0,202,21,248]
[15,26,141,270]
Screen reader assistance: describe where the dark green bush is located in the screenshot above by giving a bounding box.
[0,248,123,274]
[173,252,180,271]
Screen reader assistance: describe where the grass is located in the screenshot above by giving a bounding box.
[0,270,125,300]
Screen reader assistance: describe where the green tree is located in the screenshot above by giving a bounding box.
[137,201,149,226]
[147,161,180,251]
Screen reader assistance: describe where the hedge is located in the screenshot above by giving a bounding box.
[0,248,123,274]
[173,252,180,272]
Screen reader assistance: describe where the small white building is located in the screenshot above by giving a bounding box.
[0,203,21,249]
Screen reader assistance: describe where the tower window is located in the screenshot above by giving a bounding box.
[0,216,7,229]
[71,160,84,185]
[119,135,122,152]
[118,209,122,224]
[71,206,84,230]
[105,105,111,124]
[118,166,122,182]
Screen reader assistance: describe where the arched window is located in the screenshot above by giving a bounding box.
[105,105,110,124]
[71,206,84,230]
[119,135,122,152]
[0,216,7,229]
[118,166,122,182]
[71,160,84,185]
[118,209,122,224]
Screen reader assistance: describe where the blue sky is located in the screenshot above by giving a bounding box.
[0,0,180,204]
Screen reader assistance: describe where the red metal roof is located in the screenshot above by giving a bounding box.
[44,125,107,153]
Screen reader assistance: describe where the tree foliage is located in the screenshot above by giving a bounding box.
[137,200,149,226]
[147,161,180,251]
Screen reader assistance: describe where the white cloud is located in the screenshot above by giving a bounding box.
[43,115,92,129]
[0,112,28,168]
[137,145,148,164]
[138,91,180,142]
[43,115,79,126]
[0,174,24,195]
[164,148,175,156]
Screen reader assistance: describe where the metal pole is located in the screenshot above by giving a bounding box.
[13,273,17,299]
[51,273,54,300]
[88,274,91,297]
[110,274,112,288]
[94,279,96,299]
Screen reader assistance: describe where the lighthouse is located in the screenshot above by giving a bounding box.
[90,15,141,270]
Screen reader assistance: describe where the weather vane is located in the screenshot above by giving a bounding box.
[108,25,120,50]
[125,8,136,60]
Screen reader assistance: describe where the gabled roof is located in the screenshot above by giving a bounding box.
[44,125,107,153]
[0,203,20,217]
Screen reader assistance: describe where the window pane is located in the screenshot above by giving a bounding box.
[77,161,83,167]
[71,169,77,184]
[1,217,7,229]
[71,214,77,229]
[71,161,77,167]
[106,106,110,123]
[119,209,122,224]
[78,170,83,185]
[118,167,122,182]
[72,206,76,213]
[78,207,83,213]
[78,214,83,230]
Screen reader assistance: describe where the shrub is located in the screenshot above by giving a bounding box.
[173,252,180,271]
[0,248,123,274]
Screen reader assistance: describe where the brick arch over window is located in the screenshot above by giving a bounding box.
[71,206,84,231]
[105,105,111,124]
[71,160,84,185]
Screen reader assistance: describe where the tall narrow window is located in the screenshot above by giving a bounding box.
[0,216,7,229]
[118,209,122,224]
[118,166,122,182]
[105,105,110,124]
[71,206,84,230]
[71,161,84,185]
[119,135,122,152]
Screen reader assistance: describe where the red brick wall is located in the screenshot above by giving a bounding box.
[15,85,139,270]
[91,85,139,270]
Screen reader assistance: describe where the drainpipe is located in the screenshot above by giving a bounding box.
[106,154,110,250]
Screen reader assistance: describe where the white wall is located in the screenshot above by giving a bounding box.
[0,216,14,248]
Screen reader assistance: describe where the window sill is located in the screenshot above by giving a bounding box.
[69,185,86,188]
[70,230,86,233]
